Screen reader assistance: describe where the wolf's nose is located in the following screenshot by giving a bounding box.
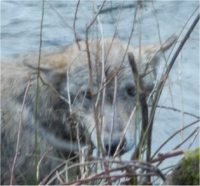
[104,138,126,156]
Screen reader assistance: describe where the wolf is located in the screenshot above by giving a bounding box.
[1,36,176,184]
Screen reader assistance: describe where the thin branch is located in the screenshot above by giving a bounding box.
[102,2,138,88]
[34,0,45,182]
[151,104,200,119]
[128,53,149,161]
[64,160,165,185]
[36,147,53,181]
[151,149,184,163]
[46,0,73,32]
[188,129,200,149]
[151,119,199,159]
[110,77,117,156]
[173,127,199,150]
[10,79,31,185]
[85,0,106,156]
[86,1,106,33]
[111,5,139,157]
[41,156,78,185]
[99,3,136,14]
[73,0,81,49]
[65,173,158,185]
[148,13,200,161]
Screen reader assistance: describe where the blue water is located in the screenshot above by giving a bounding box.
[1,0,199,177]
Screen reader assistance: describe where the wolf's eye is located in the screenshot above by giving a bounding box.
[126,85,135,97]
[85,90,93,100]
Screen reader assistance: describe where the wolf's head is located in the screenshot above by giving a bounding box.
[30,36,176,156]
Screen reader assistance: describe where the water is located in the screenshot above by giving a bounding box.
[1,0,199,177]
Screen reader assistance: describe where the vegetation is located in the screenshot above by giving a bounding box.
[169,148,200,185]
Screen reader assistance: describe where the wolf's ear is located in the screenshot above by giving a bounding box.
[142,35,177,78]
[24,62,67,90]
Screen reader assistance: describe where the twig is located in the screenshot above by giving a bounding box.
[85,0,106,156]
[9,79,31,185]
[41,156,78,185]
[102,2,138,88]
[103,1,124,63]
[148,13,200,161]
[36,147,53,182]
[151,104,200,119]
[128,51,153,184]
[64,160,165,185]
[46,0,73,32]
[86,1,106,33]
[99,3,136,14]
[112,4,139,157]
[110,77,117,156]
[65,173,157,185]
[45,157,165,185]
[73,0,81,49]
[151,149,184,163]
[151,119,199,159]
[34,0,45,182]
[128,53,149,160]
[173,127,199,150]
[188,128,200,149]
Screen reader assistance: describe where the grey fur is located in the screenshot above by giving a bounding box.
[1,36,176,184]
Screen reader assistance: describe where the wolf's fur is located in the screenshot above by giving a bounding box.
[1,36,176,184]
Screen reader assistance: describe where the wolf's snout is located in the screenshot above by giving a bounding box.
[104,138,126,156]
